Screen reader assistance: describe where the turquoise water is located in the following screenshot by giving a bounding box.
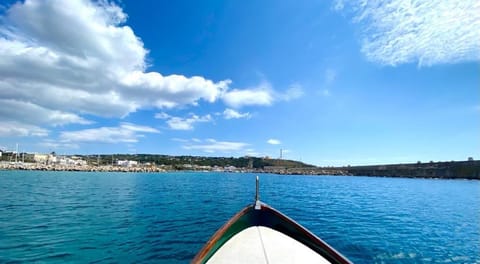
[0,171,478,263]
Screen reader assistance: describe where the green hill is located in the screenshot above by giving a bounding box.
[78,154,312,169]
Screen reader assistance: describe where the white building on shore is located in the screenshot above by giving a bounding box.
[117,160,138,167]
[33,154,49,163]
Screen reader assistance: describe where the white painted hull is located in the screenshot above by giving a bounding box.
[207,226,331,264]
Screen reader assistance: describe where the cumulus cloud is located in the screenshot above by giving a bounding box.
[158,108,251,130]
[182,138,249,153]
[0,0,232,136]
[0,0,232,116]
[222,82,274,108]
[0,121,48,137]
[222,81,303,108]
[0,99,91,126]
[267,139,281,145]
[0,0,302,139]
[0,0,148,118]
[335,0,480,66]
[155,113,212,130]
[60,123,159,143]
[223,108,251,119]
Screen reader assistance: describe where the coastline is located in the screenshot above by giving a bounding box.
[0,162,349,175]
[1,161,479,180]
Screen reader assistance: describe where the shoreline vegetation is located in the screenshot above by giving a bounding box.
[0,153,479,180]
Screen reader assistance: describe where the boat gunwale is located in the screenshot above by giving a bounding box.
[191,205,252,263]
[191,203,352,264]
[263,203,352,264]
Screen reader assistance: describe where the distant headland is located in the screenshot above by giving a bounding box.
[0,150,478,180]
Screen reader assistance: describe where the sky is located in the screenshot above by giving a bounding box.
[0,0,479,166]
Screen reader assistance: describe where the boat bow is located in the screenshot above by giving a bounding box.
[192,177,351,264]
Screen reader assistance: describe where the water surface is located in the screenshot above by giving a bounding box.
[0,171,478,263]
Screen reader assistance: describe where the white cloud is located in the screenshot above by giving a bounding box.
[333,0,344,11]
[182,139,249,153]
[158,112,216,131]
[221,82,274,108]
[0,0,149,117]
[222,81,303,108]
[335,0,480,66]
[38,140,79,150]
[0,0,231,136]
[223,108,251,119]
[0,0,307,140]
[244,149,262,157]
[0,99,91,126]
[267,139,281,145]
[118,123,159,133]
[0,121,48,137]
[164,114,212,130]
[155,112,171,119]
[120,72,231,109]
[279,83,304,102]
[171,138,188,143]
[60,123,159,143]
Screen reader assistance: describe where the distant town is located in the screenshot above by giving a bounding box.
[0,149,478,179]
[0,149,325,174]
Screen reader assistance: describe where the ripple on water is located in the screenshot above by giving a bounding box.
[0,171,478,263]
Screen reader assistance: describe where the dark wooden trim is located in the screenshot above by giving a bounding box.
[191,205,253,263]
[261,203,352,264]
[192,203,352,264]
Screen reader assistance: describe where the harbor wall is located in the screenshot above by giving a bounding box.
[337,160,480,179]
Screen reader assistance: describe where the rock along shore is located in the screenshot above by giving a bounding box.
[0,162,350,175]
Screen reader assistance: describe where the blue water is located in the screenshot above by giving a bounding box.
[0,171,478,263]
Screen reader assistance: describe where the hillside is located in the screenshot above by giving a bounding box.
[78,154,313,169]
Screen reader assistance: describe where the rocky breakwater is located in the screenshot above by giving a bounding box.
[263,166,350,176]
[336,160,480,179]
[0,162,167,173]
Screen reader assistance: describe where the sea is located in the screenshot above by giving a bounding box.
[0,171,478,263]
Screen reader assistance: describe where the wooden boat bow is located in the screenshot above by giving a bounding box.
[192,176,352,264]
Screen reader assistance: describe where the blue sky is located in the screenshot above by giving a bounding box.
[0,0,478,166]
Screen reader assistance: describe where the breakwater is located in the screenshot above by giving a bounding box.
[335,160,480,179]
[0,162,351,176]
[260,160,480,179]
[1,160,478,179]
